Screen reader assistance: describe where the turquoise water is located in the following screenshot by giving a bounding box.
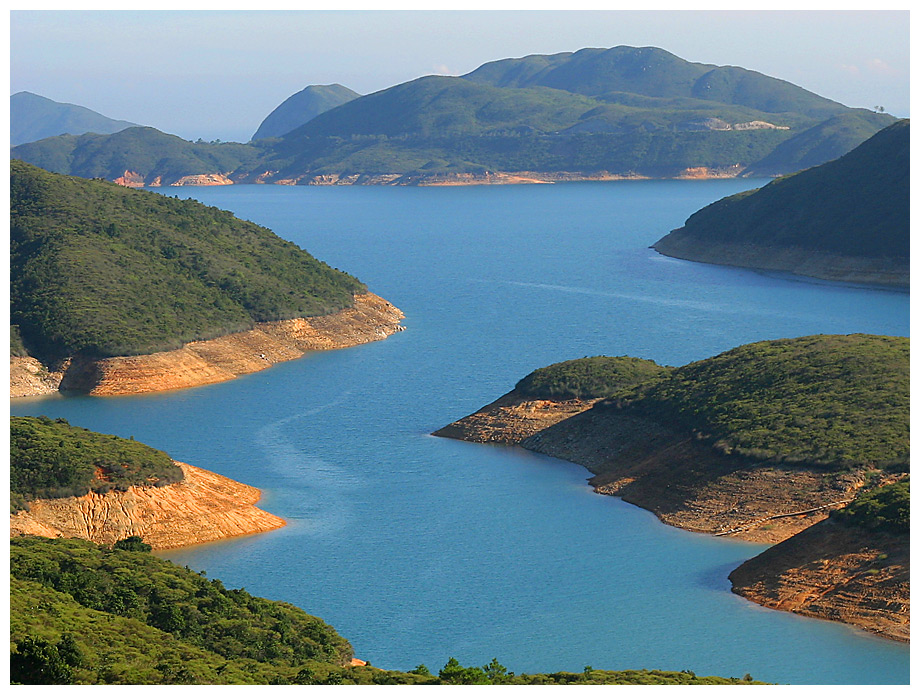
[12,180,909,684]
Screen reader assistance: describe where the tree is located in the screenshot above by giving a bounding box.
[114,536,152,552]
[483,657,510,683]
[10,637,74,684]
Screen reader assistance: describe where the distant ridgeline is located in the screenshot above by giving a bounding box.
[653,120,909,286]
[10,160,365,362]
[9,537,764,684]
[251,84,361,141]
[11,46,896,185]
[10,91,137,147]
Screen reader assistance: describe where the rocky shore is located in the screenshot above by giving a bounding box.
[10,292,404,398]
[10,461,285,550]
[435,393,908,640]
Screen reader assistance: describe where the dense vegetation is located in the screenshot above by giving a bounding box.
[251,83,360,141]
[834,480,909,534]
[10,160,365,360]
[9,537,763,684]
[12,47,896,183]
[11,91,137,147]
[10,416,182,511]
[515,356,669,400]
[656,120,909,259]
[614,334,909,470]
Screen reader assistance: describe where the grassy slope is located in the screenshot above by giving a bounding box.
[658,119,909,259]
[11,160,365,360]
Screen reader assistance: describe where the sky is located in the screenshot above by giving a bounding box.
[9,9,911,143]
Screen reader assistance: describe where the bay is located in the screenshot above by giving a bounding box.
[12,180,909,684]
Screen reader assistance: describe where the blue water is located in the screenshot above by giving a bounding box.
[12,180,909,684]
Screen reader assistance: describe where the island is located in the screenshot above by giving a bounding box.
[9,161,404,398]
[434,335,909,640]
[652,120,909,287]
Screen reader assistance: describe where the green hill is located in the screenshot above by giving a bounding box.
[10,416,182,512]
[12,47,897,184]
[11,126,264,184]
[10,160,365,361]
[11,92,137,147]
[653,120,909,284]
[614,334,909,470]
[252,84,360,140]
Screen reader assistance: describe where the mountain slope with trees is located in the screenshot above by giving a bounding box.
[653,119,909,286]
[10,160,365,362]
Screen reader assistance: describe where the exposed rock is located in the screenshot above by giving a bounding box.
[436,394,864,543]
[169,173,234,186]
[9,356,66,397]
[676,165,744,179]
[729,519,909,642]
[113,170,145,187]
[13,293,404,397]
[433,392,597,444]
[9,462,285,550]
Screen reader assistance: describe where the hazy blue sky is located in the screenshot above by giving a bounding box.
[10,10,910,143]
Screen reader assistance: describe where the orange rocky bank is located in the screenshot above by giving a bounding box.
[10,293,404,398]
[10,461,285,550]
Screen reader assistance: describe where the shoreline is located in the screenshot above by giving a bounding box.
[433,393,908,642]
[115,167,758,189]
[10,461,286,550]
[10,292,404,398]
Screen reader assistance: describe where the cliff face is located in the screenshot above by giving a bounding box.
[9,462,285,550]
[13,293,404,397]
[729,519,909,642]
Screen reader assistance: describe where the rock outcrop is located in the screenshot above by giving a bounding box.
[10,462,285,550]
[12,293,404,397]
[729,519,909,642]
[9,356,67,397]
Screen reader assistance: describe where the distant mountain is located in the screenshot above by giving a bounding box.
[252,83,360,140]
[463,46,847,119]
[10,91,137,146]
[653,120,909,286]
[11,47,899,185]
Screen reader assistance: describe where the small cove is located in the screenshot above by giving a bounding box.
[11,180,909,684]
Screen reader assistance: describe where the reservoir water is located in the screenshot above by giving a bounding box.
[11,180,909,684]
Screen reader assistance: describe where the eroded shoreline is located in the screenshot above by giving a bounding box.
[10,292,404,398]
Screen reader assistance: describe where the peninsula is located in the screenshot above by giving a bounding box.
[9,161,403,397]
[653,120,909,287]
[10,416,285,549]
[434,336,909,640]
